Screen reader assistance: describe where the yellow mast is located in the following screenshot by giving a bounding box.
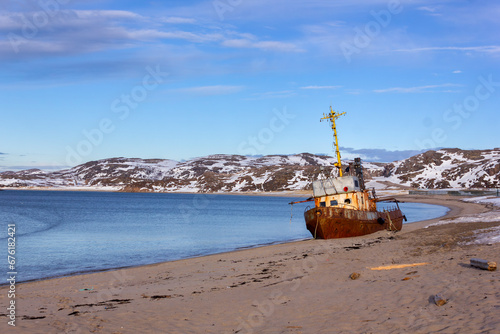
[321,106,346,176]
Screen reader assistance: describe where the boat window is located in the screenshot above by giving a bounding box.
[344,199,351,204]
[330,200,338,206]
[320,201,326,207]
[354,180,359,188]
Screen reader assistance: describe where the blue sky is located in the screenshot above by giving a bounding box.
[1,0,499,170]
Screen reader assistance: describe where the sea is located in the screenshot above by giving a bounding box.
[0,190,449,283]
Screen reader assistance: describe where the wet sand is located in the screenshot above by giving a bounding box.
[1,195,499,333]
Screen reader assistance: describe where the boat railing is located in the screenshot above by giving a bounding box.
[379,206,400,213]
[305,203,369,211]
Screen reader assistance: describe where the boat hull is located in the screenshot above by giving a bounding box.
[304,206,404,239]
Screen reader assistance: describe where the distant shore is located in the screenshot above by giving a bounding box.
[0,187,315,198]
[1,194,498,333]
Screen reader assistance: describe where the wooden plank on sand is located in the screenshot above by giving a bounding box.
[369,263,429,270]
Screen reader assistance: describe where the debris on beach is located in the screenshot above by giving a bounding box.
[433,294,448,306]
[349,272,361,280]
[470,258,497,271]
[369,262,429,270]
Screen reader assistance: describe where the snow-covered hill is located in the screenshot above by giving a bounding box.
[1,149,499,192]
[379,148,500,189]
[0,154,338,192]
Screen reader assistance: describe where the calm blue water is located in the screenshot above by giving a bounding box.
[0,191,448,282]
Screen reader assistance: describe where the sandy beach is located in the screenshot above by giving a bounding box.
[1,195,499,333]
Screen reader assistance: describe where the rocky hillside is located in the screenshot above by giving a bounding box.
[0,154,344,192]
[0,149,499,192]
[381,148,500,189]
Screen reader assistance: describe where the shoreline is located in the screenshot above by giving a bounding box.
[2,195,463,286]
[1,195,498,333]
[0,187,313,197]
[392,194,492,232]
[1,194,489,287]
[1,236,313,287]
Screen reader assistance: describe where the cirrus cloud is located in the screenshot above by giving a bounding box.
[221,39,304,52]
[173,85,244,95]
[301,85,342,90]
[373,83,463,94]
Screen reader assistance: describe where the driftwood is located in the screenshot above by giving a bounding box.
[369,263,429,271]
[433,294,447,306]
[470,258,497,271]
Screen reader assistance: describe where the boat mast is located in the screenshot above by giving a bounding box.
[321,106,346,177]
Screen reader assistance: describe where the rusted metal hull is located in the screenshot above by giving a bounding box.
[304,206,404,239]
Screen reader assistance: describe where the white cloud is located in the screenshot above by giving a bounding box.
[221,39,252,48]
[0,7,304,60]
[161,17,196,24]
[345,89,362,95]
[417,6,442,16]
[418,6,438,13]
[174,85,244,95]
[221,39,303,52]
[392,45,500,54]
[74,10,143,20]
[129,29,223,43]
[248,90,296,100]
[374,83,462,94]
[301,85,341,90]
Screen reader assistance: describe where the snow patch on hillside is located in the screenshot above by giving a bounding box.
[1,149,499,193]
[463,196,500,207]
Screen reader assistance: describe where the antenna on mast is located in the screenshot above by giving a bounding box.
[320,106,346,176]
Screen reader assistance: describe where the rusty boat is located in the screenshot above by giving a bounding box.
[291,107,406,239]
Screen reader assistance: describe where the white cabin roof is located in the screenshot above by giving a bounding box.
[312,175,361,197]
